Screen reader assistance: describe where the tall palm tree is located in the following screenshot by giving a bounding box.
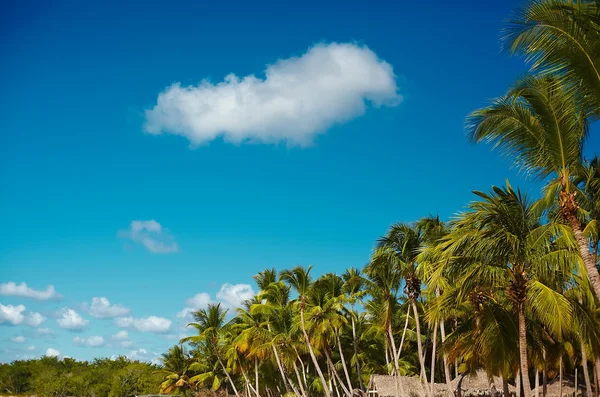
[281,266,331,396]
[158,345,195,397]
[502,0,600,117]
[439,184,580,397]
[342,268,367,391]
[373,222,429,385]
[182,303,241,397]
[467,74,600,301]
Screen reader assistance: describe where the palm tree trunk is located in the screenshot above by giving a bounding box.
[436,287,452,394]
[542,349,547,397]
[292,360,307,397]
[502,375,510,397]
[300,302,331,396]
[271,345,291,395]
[335,330,353,393]
[412,300,428,385]
[255,357,260,397]
[518,304,532,397]
[559,356,563,397]
[456,372,467,397]
[516,369,522,397]
[566,213,600,301]
[430,321,438,396]
[395,305,411,362]
[595,359,600,397]
[325,348,352,397]
[581,345,592,397]
[388,324,407,397]
[350,314,364,391]
[535,369,539,397]
[216,356,241,397]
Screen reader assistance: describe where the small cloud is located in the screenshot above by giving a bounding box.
[26,345,35,351]
[110,330,133,348]
[115,315,171,333]
[11,336,26,343]
[73,335,105,347]
[85,297,130,318]
[45,348,60,357]
[118,220,178,253]
[216,283,255,309]
[127,348,160,364]
[177,284,254,320]
[0,304,46,327]
[36,328,55,337]
[56,309,89,331]
[112,330,129,340]
[0,282,61,300]
[144,42,400,146]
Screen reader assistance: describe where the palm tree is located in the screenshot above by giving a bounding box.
[373,222,429,385]
[467,74,600,301]
[158,345,195,397]
[280,266,331,396]
[439,184,580,397]
[502,0,600,117]
[182,303,241,397]
[342,268,367,391]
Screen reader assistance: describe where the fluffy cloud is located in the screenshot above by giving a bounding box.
[125,348,160,364]
[56,309,89,331]
[85,297,130,318]
[26,345,35,351]
[0,304,46,327]
[177,284,254,319]
[36,328,55,337]
[0,282,61,300]
[144,42,400,146]
[118,220,178,253]
[110,330,133,348]
[46,348,60,357]
[73,335,105,347]
[115,316,171,333]
[11,336,26,343]
[216,283,255,309]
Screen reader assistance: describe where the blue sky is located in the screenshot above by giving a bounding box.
[1,0,598,363]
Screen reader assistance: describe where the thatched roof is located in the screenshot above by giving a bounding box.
[451,370,516,394]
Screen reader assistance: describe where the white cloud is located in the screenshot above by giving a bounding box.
[85,297,130,318]
[36,328,55,337]
[127,348,161,364]
[177,284,254,320]
[0,304,45,327]
[118,220,178,253]
[145,42,400,146]
[73,335,105,347]
[216,283,255,309]
[110,330,133,348]
[26,312,46,327]
[0,282,61,300]
[26,345,35,351]
[11,336,26,343]
[115,316,171,333]
[46,348,60,357]
[0,304,25,325]
[56,309,89,330]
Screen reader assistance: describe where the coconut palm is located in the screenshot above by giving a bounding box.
[467,74,600,301]
[342,267,367,391]
[182,303,241,397]
[439,184,580,397]
[503,0,600,117]
[158,345,195,397]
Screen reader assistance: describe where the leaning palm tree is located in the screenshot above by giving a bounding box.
[439,184,580,397]
[182,303,241,397]
[467,74,600,301]
[503,0,600,117]
[280,266,331,396]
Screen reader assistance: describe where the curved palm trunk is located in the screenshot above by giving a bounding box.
[559,356,563,397]
[440,319,452,396]
[300,302,331,396]
[271,345,292,395]
[412,300,428,385]
[595,359,600,397]
[542,349,547,397]
[581,344,592,397]
[517,304,532,397]
[325,348,352,397]
[350,314,364,391]
[292,360,307,397]
[430,321,438,397]
[388,324,407,397]
[566,213,600,301]
[216,356,241,397]
[395,305,411,362]
[335,330,353,393]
